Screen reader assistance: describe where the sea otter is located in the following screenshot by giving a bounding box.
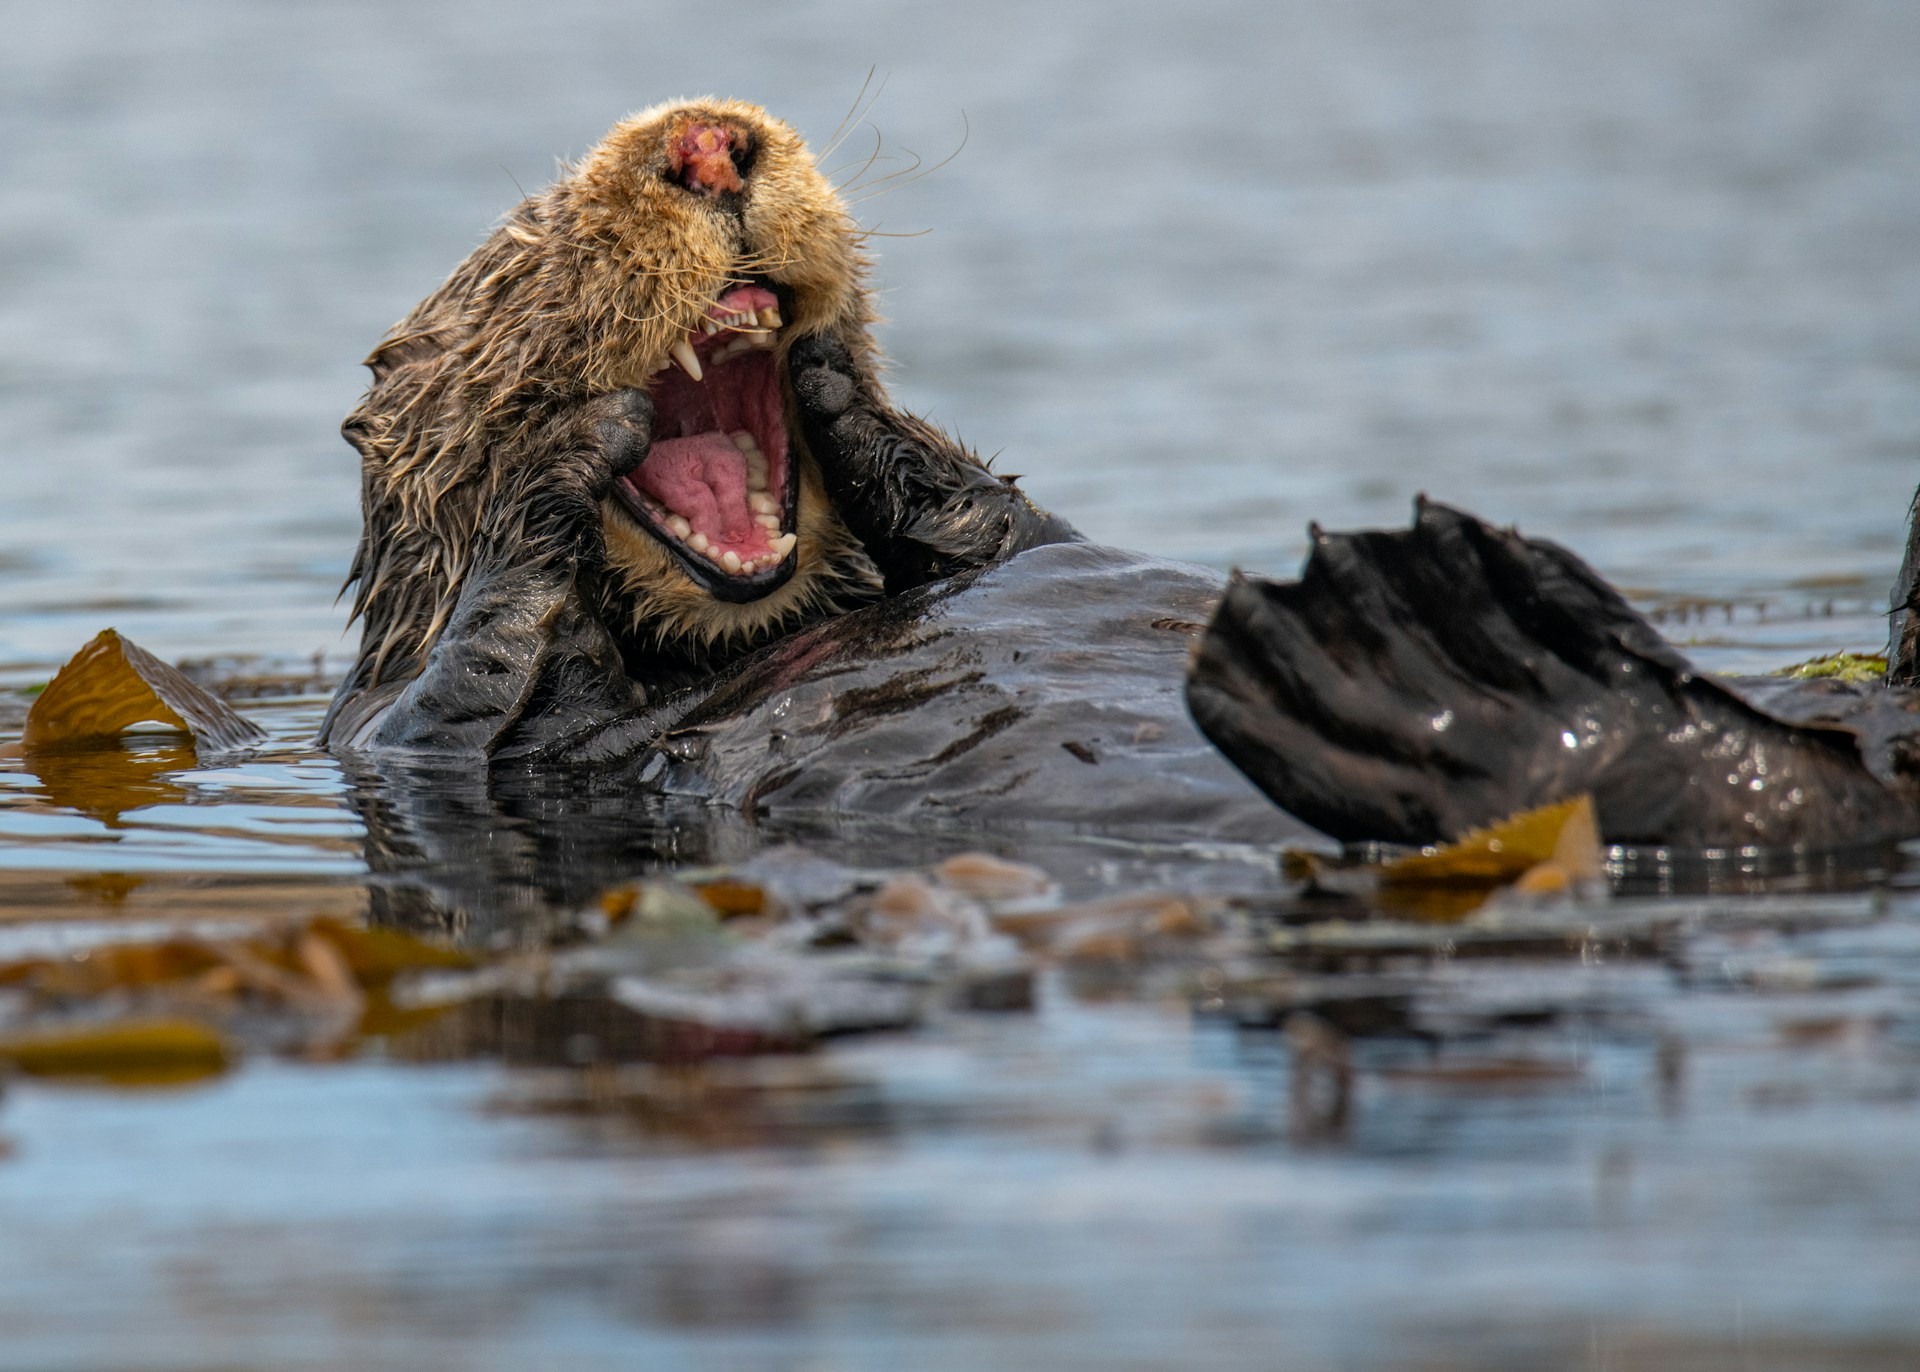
[324,98,1920,854]
[320,98,1291,842]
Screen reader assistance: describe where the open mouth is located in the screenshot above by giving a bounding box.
[611,283,798,603]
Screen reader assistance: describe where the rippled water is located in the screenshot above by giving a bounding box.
[3,0,1919,1366]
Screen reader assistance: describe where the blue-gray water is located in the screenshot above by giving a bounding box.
[2,0,1919,1367]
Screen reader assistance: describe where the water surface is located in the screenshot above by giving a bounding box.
[2,0,1919,1366]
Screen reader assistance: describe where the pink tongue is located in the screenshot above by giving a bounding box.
[635,432,751,542]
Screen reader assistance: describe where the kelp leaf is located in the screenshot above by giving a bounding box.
[23,629,263,755]
[0,1018,229,1086]
[1383,794,1602,890]
[304,918,474,986]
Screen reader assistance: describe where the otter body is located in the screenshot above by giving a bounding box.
[329,99,1920,854]
[324,99,1287,837]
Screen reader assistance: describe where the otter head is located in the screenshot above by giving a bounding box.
[339,100,885,713]
[567,100,882,657]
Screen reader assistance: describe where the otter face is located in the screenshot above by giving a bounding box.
[336,100,883,707]
[570,102,877,649]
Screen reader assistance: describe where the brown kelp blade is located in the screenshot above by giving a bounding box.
[1382,794,1604,890]
[0,1018,230,1086]
[23,629,263,755]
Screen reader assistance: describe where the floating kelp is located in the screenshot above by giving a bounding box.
[23,629,263,756]
[0,1018,230,1087]
[0,913,472,1082]
[1381,794,1604,901]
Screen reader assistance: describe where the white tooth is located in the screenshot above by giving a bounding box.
[730,430,759,453]
[755,513,781,531]
[671,340,703,381]
[720,550,742,573]
[746,472,768,495]
[711,340,747,364]
[688,531,709,553]
[771,532,797,559]
[761,306,783,329]
[667,515,692,539]
[748,491,777,515]
[743,310,762,327]
[701,319,720,337]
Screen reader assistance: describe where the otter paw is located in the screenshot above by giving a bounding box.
[789,335,858,419]
[580,388,655,484]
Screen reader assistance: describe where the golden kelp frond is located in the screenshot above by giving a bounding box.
[1379,794,1604,920]
[24,629,263,755]
[0,1019,230,1087]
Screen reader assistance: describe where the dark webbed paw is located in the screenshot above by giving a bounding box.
[789,334,860,421]
[789,332,915,494]
[569,387,656,499]
[503,389,655,560]
[1187,499,1912,848]
[789,332,1078,585]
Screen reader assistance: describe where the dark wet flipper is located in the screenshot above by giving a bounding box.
[1187,499,1920,848]
[789,334,1079,590]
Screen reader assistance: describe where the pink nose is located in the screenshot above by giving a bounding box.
[671,122,746,198]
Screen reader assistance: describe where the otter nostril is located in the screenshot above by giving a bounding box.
[728,132,757,181]
[669,122,748,198]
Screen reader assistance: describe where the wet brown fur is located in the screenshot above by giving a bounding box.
[338,99,885,701]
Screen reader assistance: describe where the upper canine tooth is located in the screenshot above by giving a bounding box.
[670,340,703,382]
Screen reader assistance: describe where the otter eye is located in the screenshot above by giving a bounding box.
[668,122,754,199]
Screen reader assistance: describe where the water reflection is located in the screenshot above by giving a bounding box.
[18,737,194,825]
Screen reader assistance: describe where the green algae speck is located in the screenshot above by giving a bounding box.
[1773,651,1888,684]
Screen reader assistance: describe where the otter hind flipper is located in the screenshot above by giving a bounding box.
[1186,500,1920,848]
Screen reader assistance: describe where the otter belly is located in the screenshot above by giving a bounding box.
[638,543,1307,844]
